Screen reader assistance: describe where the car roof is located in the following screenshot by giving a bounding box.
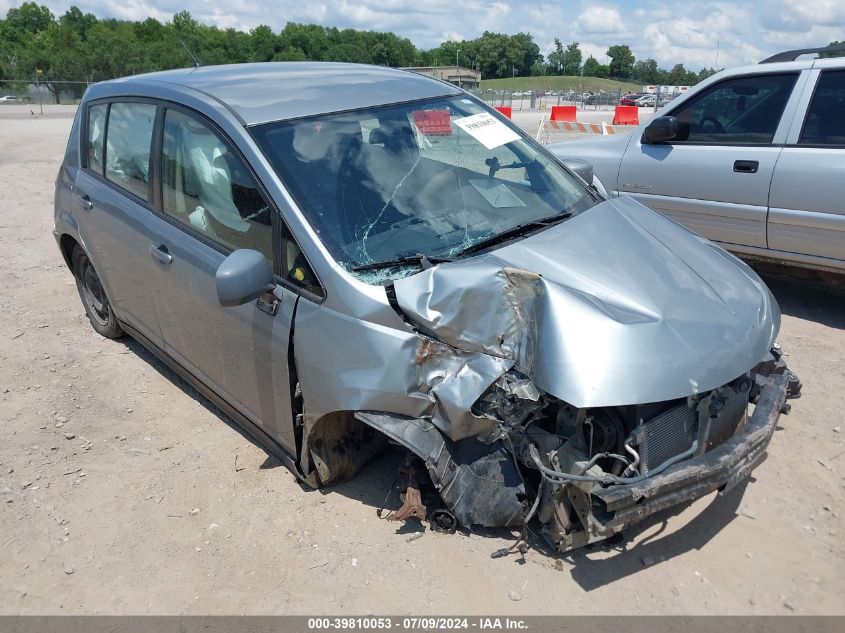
[96,62,462,126]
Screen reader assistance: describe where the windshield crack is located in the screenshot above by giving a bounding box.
[356,149,423,265]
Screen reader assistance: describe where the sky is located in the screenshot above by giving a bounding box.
[1,0,844,71]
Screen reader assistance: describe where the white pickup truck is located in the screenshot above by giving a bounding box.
[550,45,845,274]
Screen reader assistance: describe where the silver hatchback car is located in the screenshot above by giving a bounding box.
[54,63,800,552]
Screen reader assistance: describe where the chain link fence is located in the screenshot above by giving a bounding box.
[0,79,92,106]
[467,86,679,112]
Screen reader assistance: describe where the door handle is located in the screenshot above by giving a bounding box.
[149,243,173,266]
[733,160,759,174]
[79,194,94,210]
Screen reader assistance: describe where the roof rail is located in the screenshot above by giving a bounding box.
[760,44,845,63]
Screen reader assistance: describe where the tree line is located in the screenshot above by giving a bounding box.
[4,3,837,103]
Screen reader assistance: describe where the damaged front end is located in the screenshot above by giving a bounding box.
[474,351,799,552]
[359,349,800,552]
[294,197,801,552]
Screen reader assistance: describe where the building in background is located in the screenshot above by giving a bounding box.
[401,66,481,89]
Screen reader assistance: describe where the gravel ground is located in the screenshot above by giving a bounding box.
[0,107,843,615]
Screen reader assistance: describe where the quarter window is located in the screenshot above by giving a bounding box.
[670,74,798,144]
[800,70,845,145]
[161,109,273,259]
[104,102,156,200]
[87,103,107,174]
[279,221,323,297]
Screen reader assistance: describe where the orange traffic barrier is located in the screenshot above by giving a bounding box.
[612,105,639,126]
[413,109,452,136]
[494,106,512,119]
[550,105,577,122]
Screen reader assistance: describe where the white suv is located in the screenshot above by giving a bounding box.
[550,45,845,274]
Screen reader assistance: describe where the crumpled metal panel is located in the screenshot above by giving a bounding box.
[294,298,513,444]
[394,264,544,370]
[394,196,780,408]
[355,412,526,527]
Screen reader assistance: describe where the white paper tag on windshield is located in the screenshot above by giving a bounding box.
[453,112,520,149]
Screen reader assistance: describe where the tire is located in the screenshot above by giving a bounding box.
[71,244,124,339]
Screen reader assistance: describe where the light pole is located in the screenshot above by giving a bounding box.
[36,68,43,114]
[579,65,584,108]
[456,48,461,88]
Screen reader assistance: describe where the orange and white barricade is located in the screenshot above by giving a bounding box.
[535,118,631,144]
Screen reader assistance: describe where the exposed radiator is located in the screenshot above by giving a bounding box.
[637,404,697,474]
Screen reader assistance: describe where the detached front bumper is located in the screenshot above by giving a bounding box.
[587,372,788,537]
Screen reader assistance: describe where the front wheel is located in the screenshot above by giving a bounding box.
[71,245,124,339]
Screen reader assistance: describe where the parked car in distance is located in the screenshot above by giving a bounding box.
[634,94,657,107]
[550,45,845,275]
[619,93,643,106]
[0,95,18,103]
[55,62,798,554]
[584,91,618,105]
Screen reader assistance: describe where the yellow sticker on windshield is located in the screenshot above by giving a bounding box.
[453,112,520,149]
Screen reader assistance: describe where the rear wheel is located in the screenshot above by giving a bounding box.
[71,245,123,339]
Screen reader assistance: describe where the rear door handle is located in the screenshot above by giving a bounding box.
[79,194,94,210]
[733,160,759,173]
[149,243,173,266]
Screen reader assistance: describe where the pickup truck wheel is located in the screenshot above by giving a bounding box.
[71,245,124,339]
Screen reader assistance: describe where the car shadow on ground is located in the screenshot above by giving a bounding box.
[118,336,287,467]
[558,479,751,590]
[119,334,405,505]
[753,264,845,330]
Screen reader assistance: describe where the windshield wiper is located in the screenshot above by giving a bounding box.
[453,213,572,259]
[350,253,454,273]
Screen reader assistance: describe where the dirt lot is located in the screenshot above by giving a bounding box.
[1,107,843,615]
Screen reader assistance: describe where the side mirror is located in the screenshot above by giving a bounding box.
[215,249,275,307]
[560,158,594,184]
[642,116,680,144]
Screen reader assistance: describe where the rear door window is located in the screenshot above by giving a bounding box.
[670,73,798,144]
[104,102,156,201]
[799,70,845,145]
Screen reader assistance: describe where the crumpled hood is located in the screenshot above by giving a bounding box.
[393,196,780,407]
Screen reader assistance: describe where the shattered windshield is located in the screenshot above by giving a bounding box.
[251,96,597,284]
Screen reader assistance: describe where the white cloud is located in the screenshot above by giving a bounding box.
[1,0,843,71]
[576,6,627,35]
[781,0,845,26]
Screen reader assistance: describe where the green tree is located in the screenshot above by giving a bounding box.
[509,32,542,77]
[272,46,307,62]
[563,42,581,75]
[821,40,845,58]
[632,58,659,83]
[0,3,722,89]
[4,2,53,36]
[581,55,601,76]
[696,66,718,82]
[278,23,330,60]
[546,37,564,74]
[59,6,96,41]
[606,44,634,78]
[668,63,689,85]
[249,25,278,62]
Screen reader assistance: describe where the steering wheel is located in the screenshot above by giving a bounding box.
[700,116,725,135]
